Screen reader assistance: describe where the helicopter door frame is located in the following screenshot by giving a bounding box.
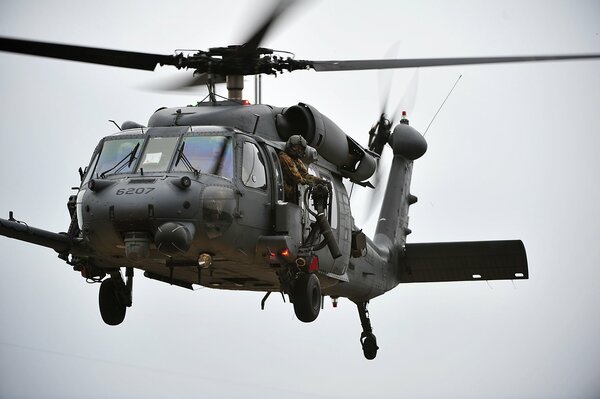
[329,174,351,275]
[303,166,350,275]
[235,135,271,232]
[262,145,285,231]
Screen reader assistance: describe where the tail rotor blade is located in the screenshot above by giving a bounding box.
[365,67,419,221]
[362,152,390,223]
[391,68,419,122]
[378,41,402,116]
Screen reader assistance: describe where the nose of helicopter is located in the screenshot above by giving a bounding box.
[81,176,237,260]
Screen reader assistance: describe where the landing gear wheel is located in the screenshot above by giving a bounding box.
[360,332,379,360]
[292,273,321,323]
[99,277,126,326]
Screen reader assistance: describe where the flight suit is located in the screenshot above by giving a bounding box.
[278,151,323,203]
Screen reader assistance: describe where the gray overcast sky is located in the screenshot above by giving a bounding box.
[1,0,599,398]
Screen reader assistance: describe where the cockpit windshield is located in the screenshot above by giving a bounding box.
[88,134,234,180]
[136,136,179,173]
[172,136,233,179]
[95,138,145,178]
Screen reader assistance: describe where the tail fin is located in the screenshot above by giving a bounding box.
[374,123,427,250]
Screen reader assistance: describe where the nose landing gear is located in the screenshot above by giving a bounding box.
[98,268,133,326]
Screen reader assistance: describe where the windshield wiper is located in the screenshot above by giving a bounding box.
[210,136,231,176]
[99,142,140,178]
[175,142,199,176]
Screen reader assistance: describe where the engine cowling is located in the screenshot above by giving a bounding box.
[276,103,376,182]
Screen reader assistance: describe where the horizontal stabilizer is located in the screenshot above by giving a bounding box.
[399,240,528,283]
[0,217,75,253]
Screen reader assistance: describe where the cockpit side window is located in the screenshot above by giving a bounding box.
[82,152,99,186]
[241,141,267,190]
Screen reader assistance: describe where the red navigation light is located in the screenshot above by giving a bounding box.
[280,248,290,257]
[242,99,251,106]
[309,256,319,272]
[400,110,410,125]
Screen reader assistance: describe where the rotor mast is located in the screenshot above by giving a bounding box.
[226,75,244,100]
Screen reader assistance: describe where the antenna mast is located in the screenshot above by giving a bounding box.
[254,75,262,104]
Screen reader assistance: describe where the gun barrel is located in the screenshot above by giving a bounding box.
[0,217,73,253]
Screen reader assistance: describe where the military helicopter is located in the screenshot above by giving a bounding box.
[0,1,597,361]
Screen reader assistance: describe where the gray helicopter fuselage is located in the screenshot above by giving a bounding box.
[75,102,392,302]
[0,0,541,358]
[0,97,527,362]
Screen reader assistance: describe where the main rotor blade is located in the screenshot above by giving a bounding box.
[311,54,600,72]
[151,72,227,91]
[0,37,179,71]
[240,0,296,53]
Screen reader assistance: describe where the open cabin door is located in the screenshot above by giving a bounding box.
[271,157,351,276]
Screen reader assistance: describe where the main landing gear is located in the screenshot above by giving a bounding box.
[357,301,378,360]
[277,266,321,323]
[292,273,321,322]
[98,268,133,326]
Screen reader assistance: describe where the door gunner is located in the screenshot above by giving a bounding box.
[278,135,326,203]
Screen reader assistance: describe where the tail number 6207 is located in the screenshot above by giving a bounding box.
[116,188,155,195]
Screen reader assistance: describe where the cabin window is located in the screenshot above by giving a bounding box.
[172,135,233,179]
[328,177,339,229]
[94,137,145,178]
[241,142,267,189]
